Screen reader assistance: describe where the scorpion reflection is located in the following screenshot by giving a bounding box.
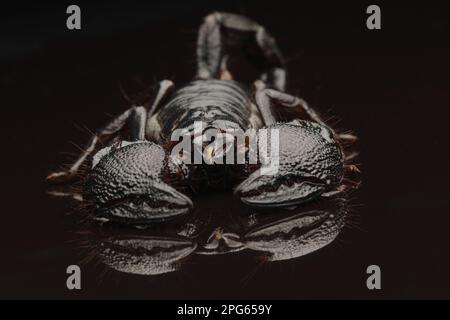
[83,195,349,276]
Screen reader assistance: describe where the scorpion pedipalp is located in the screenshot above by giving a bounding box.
[235,121,344,207]
[84,141,192,224]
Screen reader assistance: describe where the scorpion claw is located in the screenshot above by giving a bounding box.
[236,171,328,206]
[84,141,192,224]
[236,121,344,207]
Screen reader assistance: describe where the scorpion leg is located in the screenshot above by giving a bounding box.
[47,80,174,184]
[46,107,136,184]
[147,79,174,117]
[255,86,329,127]
[235,89,345,207]
[196,12,286,91]
[255,85,357,141]
[145,80,175,142]
[127,106,147,141]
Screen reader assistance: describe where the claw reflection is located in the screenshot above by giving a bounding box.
[80,196,348,275]
[98,235,197,275]
[243,200,347,261]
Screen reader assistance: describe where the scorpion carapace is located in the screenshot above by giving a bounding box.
[47,12,358,225]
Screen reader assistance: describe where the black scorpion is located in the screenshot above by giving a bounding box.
[47,12,357,224]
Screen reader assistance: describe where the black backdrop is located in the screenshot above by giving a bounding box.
[0,0,449,299]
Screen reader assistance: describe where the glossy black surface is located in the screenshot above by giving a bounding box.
[1,0,449,299]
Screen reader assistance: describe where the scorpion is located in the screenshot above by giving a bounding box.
[47,12,357,225]
[90,197,348,275]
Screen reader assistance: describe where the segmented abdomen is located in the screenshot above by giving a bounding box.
[157,79,255,141]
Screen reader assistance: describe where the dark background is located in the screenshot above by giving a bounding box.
[0,0,449,299]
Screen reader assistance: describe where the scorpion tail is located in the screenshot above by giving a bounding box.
[196,12,286,91]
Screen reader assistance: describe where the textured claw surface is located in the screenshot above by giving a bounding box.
[98,236,197,275]
[244,199,347,261]
[84,141,192,223]
[236,121,344,206]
